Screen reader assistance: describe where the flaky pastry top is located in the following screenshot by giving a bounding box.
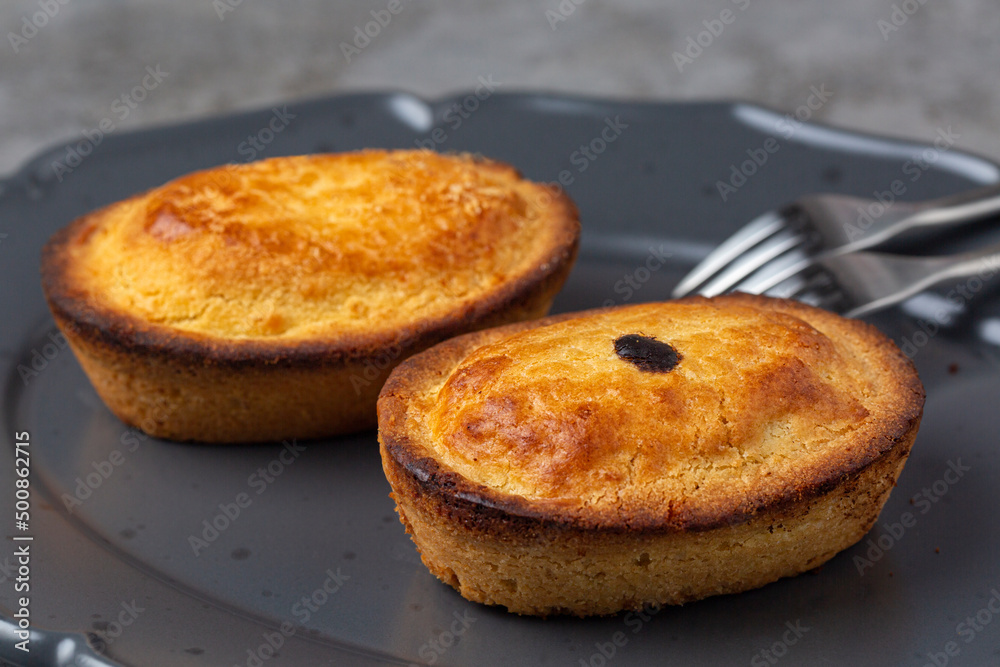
[382,295,925,530]
[46,150,577,342]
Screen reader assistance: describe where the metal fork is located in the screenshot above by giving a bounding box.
[753,241,1000,318]
[672,183,1000,298]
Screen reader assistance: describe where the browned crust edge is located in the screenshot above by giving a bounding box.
[377,293,925,536]
[385,423,918,615]
[39,161,580,373]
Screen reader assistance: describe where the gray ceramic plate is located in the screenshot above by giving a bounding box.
[3,93,1000,666]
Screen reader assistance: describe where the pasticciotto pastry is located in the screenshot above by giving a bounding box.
[378,294,924,616]
[40,149,579,442]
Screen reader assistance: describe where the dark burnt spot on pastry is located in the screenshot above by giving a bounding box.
[614,334,681,373]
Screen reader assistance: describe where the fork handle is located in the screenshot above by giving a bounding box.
[924,239,1000,286]
[863,182,1000,249]
[891,241,1000,310]
[906,182,1000,227]
[845,241,1000,318]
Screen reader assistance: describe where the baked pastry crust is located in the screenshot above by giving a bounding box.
[41,150,579,442]
[378,294,924,615]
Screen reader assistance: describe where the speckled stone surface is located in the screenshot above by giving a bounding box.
[1,0,998,176]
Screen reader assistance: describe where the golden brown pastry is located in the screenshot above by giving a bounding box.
[378,294,924,616]
[40,149,579,442]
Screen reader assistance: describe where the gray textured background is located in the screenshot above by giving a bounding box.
[1,0,997,176]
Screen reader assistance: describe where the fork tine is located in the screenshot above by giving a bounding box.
[766,267,846,312]
[698,228,805,297]
[671,211,786,297]
[793,290,828,308]
[729,248,812,295]
[784,281,819,302]
[763,274,808,299]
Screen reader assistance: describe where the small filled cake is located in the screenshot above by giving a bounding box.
[40,150,579,442]
[378,294,924,616]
